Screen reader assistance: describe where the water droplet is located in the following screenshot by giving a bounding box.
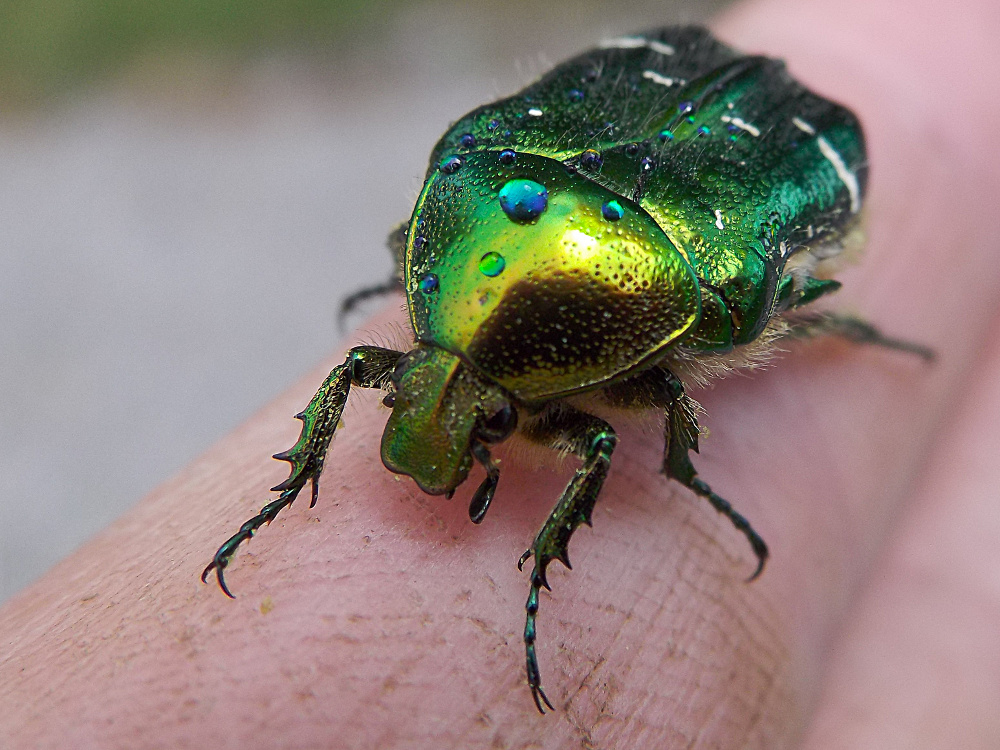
[625,143,640,156]
[487,119,501,131]
[679,101,694,115]
[640,156,656,172]
[478,251,506,277]
[697,125,711,136]
[439,156,463,174]
[580,149,603,171]
[459,133,477,148]
[602,200,624,221]
[499,149,517,166]
[658,129,674,141]
[568,89,585,102]
[413,236,428,251]
[498,179,548,222]
[418,273,439,293]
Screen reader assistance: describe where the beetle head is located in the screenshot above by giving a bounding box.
[381,344,516,495]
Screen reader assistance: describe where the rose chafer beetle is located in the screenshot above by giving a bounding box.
[203,26,932,713]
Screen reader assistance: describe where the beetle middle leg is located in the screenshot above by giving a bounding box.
[658,370,770,581]
[337,222,408,328]
[202,345,403,597]
[518,405,618,713]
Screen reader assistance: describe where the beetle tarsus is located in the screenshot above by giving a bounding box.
[787,312,935,362]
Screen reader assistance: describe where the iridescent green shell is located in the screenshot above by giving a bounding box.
[405,26,866,402]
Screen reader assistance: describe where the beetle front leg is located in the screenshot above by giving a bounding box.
[518,406,618,713]
[202,345,403,597]
[660,373,769,581]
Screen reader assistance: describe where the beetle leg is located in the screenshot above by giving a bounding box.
[659,372,770,581]
[518,406,618,713]
[337,222,408,328]
[786,312,935,361]
[468,441,500,524]
[202,345,404,597]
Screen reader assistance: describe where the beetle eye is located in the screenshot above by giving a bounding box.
[479,404,517,443]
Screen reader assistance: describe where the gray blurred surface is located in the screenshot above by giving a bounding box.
[0,0,730,603]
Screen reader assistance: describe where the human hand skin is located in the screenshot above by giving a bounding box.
[2,0,998,747]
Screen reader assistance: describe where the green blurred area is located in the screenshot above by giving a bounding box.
[0,0,398,103]
[0,0,732,105]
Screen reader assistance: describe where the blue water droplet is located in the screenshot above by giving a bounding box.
[459,133,476,148]
[580,149,603,171]
[679,101,694,115]
[439,156,463,174]
[413,236,428,251]
[658,129,674,141]
[568,88,584,102]
[726,123,740,134]
[601,200,624,221]
[697,125,711,136]
[499,149,517,166]
[640,156,656,172]
[487,119,501,131]
[418,273,439,293]
[625,142,640,156]
[479,251,506,277]
[498,179,548,223]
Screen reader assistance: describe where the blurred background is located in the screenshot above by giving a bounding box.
[0,0,731,603]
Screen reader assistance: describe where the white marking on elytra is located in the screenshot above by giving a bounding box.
[714,210,725,231]
[647,40,676,55]
[720,115,760,137]
[642,70,676,87]
[792,117,816,135]
[817,137,861,213]
[599,37,675,55]
[528,108,543,117]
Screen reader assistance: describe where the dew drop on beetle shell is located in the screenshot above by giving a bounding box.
[580,149,603,170]
[459,133,477,148]
[601,200,625,221]
[478,251,506,277]
[418,273,439,293]
[568,88,585,102]
[659,129,675,141]
[413,236,428,251]
[439,156,463,174]
[499,149,517,166]
[498,179,549,222]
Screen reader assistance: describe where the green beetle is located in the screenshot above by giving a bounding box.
[203,26,931,712]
